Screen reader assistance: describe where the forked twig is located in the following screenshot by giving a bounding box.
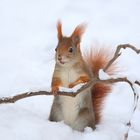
[103,44,140,140]
[0,77,139,104]
[104,44,140,71]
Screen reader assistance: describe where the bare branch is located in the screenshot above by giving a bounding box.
[124,122,131,140]
[101,44,140,140]
[0,77,139,104]
[0,44,139,104]
[104,44,140,71]
[123,82,139,140]
[135,81,140,86]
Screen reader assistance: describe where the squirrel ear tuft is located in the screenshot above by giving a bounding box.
[71,23,86,45]
[57,20,63,40]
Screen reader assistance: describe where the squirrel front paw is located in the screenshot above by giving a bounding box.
[69,76,89,88]
[69,83,76,88]
[51,86,59,96]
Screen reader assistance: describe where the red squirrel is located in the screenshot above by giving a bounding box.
[49,21,116,131]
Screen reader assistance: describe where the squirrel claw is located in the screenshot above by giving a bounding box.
[69,83,75,88]
[51,87,59,96]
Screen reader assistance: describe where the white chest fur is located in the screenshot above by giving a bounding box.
[60,67,79,87]
[60,93,84,125]
[59,67,88,125]
[59,68,79,123]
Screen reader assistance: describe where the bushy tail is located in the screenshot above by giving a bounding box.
[84,47,117,123]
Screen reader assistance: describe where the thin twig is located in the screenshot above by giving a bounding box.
[124,83,139,140]
[102,44,140,140]
[0,77,139,104]
[1,44,139,104]
[135,81,140,86]
[104,44,140,71]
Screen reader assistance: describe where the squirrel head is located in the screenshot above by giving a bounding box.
[55,21,86,67]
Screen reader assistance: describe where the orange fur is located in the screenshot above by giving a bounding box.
[69,75,89,88]
[71,23,86,45]
[51,77,62,96]
[57,21,63,40]
[84,47,117,123]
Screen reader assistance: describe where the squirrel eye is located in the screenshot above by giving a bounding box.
[69,47,73,53]
[55,48,57,51]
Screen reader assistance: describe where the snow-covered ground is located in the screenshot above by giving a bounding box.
[0,0,140,140]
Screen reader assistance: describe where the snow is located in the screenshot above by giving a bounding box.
[59,83,86,93]
[99,69,110,80]
[0,0,140,140]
